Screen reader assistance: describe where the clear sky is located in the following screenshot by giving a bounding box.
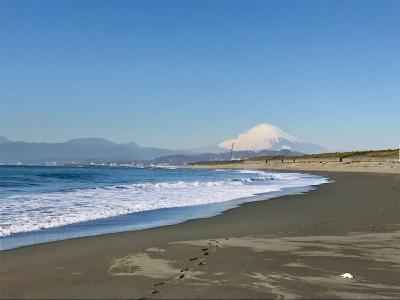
[1,0,399,151]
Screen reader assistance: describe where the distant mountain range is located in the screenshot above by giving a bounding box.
[0,123,326,165]
[0,137,192,164]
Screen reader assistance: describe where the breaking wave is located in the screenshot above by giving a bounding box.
[0,170,327,237]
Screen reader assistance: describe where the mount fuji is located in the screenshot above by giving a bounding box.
[196,124,326,154]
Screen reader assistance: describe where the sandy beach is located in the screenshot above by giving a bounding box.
[1,170,399,299]
[2,0,398,298]
[190,161,400,174]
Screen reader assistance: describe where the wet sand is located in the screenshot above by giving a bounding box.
[1,171,399,299]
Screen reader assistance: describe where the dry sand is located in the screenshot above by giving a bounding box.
[190,161,400,174]
[0,171,399,299]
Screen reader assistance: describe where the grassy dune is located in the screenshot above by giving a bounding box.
[247,148,398,161]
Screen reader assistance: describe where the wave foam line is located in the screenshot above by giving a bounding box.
[0,172,328,237]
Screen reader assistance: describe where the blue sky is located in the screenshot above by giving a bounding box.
[1,0,399,150]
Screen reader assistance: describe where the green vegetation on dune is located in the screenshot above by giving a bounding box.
[188,149,398,165]
[247,149,398,161]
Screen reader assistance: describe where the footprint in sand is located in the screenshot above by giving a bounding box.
[154,282,165,287]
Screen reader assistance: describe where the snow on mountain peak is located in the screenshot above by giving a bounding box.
[218,123,300,151]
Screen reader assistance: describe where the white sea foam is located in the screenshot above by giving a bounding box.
[0,171,327,237]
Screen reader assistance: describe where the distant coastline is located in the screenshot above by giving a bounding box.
[189,149,400,174]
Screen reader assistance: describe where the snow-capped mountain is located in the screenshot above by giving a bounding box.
[219,124,300,151]
[204,123,326,154]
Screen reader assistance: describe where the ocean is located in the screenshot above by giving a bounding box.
[0,165,328,250]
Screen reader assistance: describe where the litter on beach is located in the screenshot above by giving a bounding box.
[340,273,354,279]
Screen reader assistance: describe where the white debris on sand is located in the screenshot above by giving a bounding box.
[340,273,354,279]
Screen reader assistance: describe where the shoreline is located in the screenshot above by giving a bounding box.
[0,185,315,252]
[0,170,328,251]
[0,185,320,252]
[1,170,399,298]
